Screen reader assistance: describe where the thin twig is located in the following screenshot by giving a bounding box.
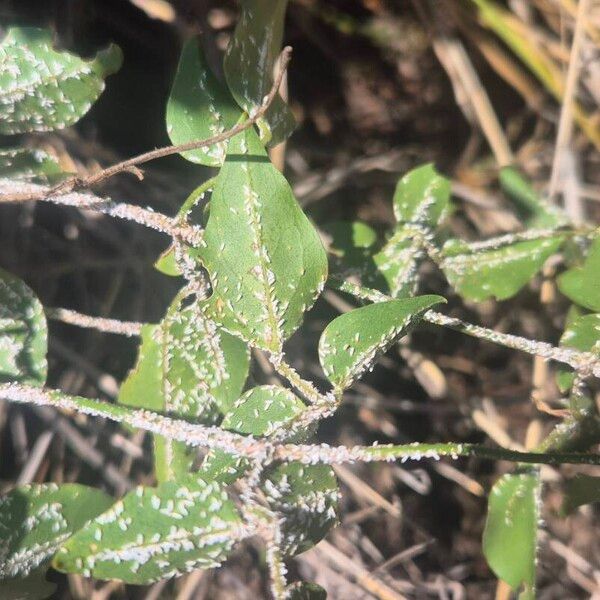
[46,307,144,337]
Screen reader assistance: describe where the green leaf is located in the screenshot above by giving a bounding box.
[558,236,600,312]
[286,581,327,600]
[0,27,122,134]
[557,312,600,392]
[0,569,56,600]
[392,163,451,227]
[0,148,63,181]
[263,463,339,556]
[0,268,47,386]
[0,483,113,579]
[199,127,328,352]
[499,167,564,229]
[198,450,249,486]
[441,234,564,302]
[224,0,295,145]
[319,295,445,390]
[561,475,600,515]
[166,38,242,167]
[53,476,243,584]
[222,385,306,438]
[119,297,249,481]
[483,470,540,596]
[324,221,377,257]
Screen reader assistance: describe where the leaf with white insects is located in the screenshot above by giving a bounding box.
[483,470,540,598]
[0,147,63,182]
[560,474,600,515]
[223,0,296,146]
[286,581,327,599]
[166,38,242,167]
[319,295,445,391]
[0,268,47,386]
[53,476,243,584]
[0,28,122,134]
[558,235,600,312]
[499,167,565,229]
[119,296,250,482]
[0,483,113,580]
[0,568,56,600]
[556,311,600,392]
[262,462,339,556]
[392,163,451,228]
[441,234,565,302]
[222,385,307,440]
[199,127,328,352]
[198,450,250,486]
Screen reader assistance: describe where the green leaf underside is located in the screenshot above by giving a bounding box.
[319,295,445,390]
[374,164,451,297]
[561,475,600,515]
[54,476,242,584]
[119,298,249,481]
[0,147,62,181]
[483,471,540,594]
[0,569,56,600]
[0,268,47,386]
[0,27,122,134]
[0,483,113,579]
[558,236,600,312]
[557,312,600,392]
[166,38,241,166]
[263,462,339,556]
[199,127,328,352]
[499,167,564,229]
[441,235,564,301]
[286,581,328,600]
[222,385,306,438]
[223,0,295,145]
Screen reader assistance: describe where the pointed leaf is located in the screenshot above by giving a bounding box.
[0,28,122,134]
[0,148,62,181]
[441,234,564,301]
[561,475,600,515]
[483,470,540,596]
[0,268,47,386]
[53,476,243,584]
[199,128,328,352]
[392,163,451,227]
[263,463,339,556]
[0,569,56,600]
[119,297,249,480]
[286,581,327,600]
[222,385,305,438]
[558,236,600,312]
[166,39,242,166]
[0,483,113,579]
[224,0,295,145]
[319,295,445,390]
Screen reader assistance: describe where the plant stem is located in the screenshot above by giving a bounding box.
[46,308,144,337]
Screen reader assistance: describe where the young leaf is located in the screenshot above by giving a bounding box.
[441,234,564,302]
[0,483,113,579]
[119,297,250,481]
[319,295,445,390]
[483,470,540,597]
[263,462,339,556]
[0,268,47,386]
[0,27,122,134]
[221,385,306,438]
[53,477,243,584]
[286,581,327,600]
[557,312,600,392]
[392,163,451,227]
[561,474,600,515]
[166,38,242,167]
[558,236,600,312]
[199,128,328,352]
[223,0,295,145]
[0,569,56,600]
[0,147,62,181]
[499,167,564,229]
